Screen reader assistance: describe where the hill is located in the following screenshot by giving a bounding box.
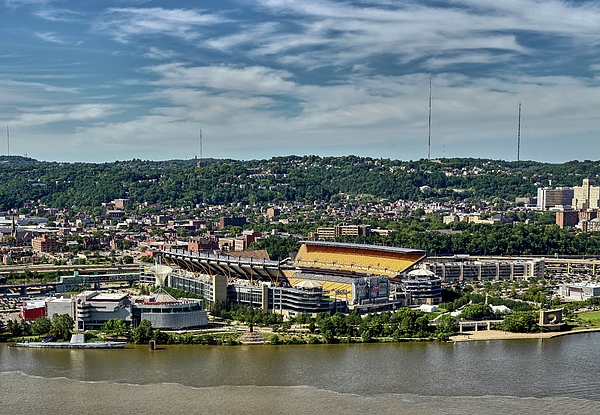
[0,155,597,211]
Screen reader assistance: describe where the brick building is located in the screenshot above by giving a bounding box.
[32,234,59,253]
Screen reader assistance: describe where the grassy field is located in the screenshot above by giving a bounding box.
[577,311,600,327]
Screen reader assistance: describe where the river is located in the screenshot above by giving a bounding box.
[2,333,600,414]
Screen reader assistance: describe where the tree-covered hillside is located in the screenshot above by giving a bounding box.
[0,155,599,211]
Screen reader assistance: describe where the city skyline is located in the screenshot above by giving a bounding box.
[1,0,600,163]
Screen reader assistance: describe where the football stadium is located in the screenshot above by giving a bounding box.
[161,241,437,316]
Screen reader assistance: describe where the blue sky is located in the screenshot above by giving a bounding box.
[1,0,600,163]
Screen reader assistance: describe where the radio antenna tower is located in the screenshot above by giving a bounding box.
[517,103,521,162]
[199,128,203,161]
[428,78,432,161]
[6,125,9,156]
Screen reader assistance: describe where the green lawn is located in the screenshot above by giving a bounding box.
[578,311,600,327]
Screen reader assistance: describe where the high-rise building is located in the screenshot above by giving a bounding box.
[572,178,600,210]
[537,187,574,210]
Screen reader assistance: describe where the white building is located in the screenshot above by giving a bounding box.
[559,283,600,301]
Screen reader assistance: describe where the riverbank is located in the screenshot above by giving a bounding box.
[449,327,600,342]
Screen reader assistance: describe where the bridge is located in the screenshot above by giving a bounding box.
[59,272,141,288]
[0,270,143,296]
[0,263,140,277]
[0,281,61,296]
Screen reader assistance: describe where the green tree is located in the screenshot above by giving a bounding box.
[7,319,26,336]
[131,319,153,344]
[434,315,457,341]
[50,314,74,341]
[101,318,128,337]
[30,316,51,336]
[501,312,538,333]
[460,303,493,319]
[322,329,336,344]
[360,327,373,343]
[153,329,169,344]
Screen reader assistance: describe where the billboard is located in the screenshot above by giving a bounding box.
[352,276,390,303]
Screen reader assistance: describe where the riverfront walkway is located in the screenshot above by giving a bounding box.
[450,328,600,342]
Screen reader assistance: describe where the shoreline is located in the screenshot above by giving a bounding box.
[5,327,600,347]
[449,327,600,342]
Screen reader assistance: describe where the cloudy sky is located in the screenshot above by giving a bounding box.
[1,0,600,163]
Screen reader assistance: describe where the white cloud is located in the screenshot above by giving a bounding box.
[424,52,517,70]
[0,79,79,94]
[10,103,123,128]
[96,7,229,43]
[5,0,55,6]
[146,64,297,95]
[34,31,65,44]
[143,47,177,60]
[236,0,600,70]
[33,7,83,22]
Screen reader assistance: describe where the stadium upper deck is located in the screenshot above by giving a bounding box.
[294,241,425,277]
[162,249,283,283]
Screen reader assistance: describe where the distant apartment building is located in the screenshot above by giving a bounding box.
[187,236,219,253]
[370,228,396,237]
[579,210,598,222]
[266,207,281,218]
[515,196,536,206]
[31,234,58,253]
[572,178,600,210]
[316,224,370,239]
[218,216,246,230]
[218,230,261,252]
[106,209,124,218]
[155,215,171,224]
[578,218,600,233]
[470,213,513,225]
[537,187,574,210]
[112,198,130,210]
[443,214,461,224]
[556,210,579,228]
[189,219,207,230]
[218,237,235,251]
